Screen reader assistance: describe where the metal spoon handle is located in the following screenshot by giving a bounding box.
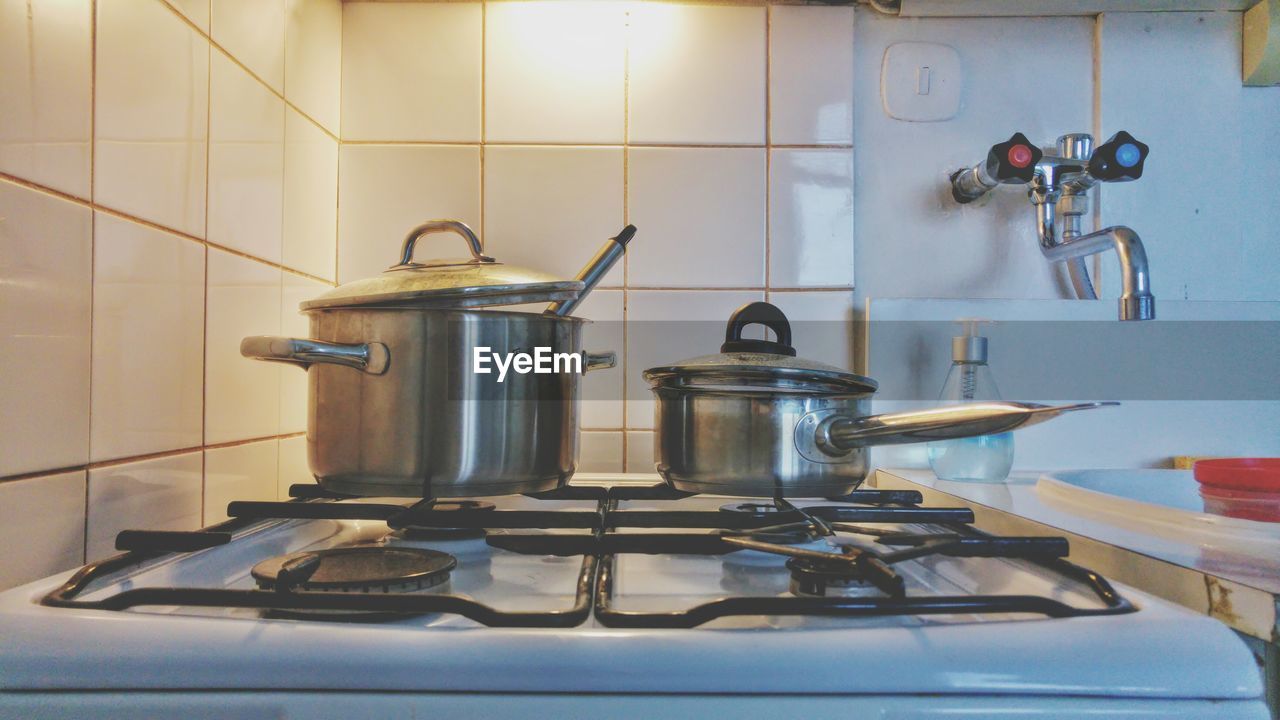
[824,401,1118,450]
[546,225,636,317]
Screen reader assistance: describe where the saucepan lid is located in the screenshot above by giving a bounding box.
[643,301,878,395]
[302,220,583,311]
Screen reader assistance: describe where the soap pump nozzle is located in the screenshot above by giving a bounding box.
[952,318,992,364]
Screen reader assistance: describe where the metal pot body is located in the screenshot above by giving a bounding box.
[653,387,872,498]
[289,308,591,498]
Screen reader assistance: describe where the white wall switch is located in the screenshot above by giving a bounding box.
[881,42,962,122]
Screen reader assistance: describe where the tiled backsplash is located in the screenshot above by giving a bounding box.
[0,0,340,588]
[336,1,859,476]
[3,0,1278,591]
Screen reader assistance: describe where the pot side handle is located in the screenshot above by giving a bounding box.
[240,336,390,375]
[817,401,1118,451]
[583,350,617,372]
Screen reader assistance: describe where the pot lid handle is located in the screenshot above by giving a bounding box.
[720,301,797,356]
[394,220,494,269]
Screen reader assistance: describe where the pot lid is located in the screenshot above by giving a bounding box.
[643,301,878,394]
[301,220,583,311]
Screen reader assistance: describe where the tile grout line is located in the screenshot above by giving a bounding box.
[764,4,773,295]
[0,173,334,286]
[83,0,99,564]
[621,4,631,471]
[0,433,306,486]
[159,0,338,143]
[339,140,851,150]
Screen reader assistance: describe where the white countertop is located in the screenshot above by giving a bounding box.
[872,468,1280,642]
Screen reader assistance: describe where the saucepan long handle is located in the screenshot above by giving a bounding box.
[820,401,1118,451]
[240,336,390,375]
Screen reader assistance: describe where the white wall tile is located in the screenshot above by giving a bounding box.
[204,439,278,524]
[95,0,208,238]
[766,291,856,370]
[0,471,85,590]
[284,0,341,135]
[86,451,203,562]
[205,249,282,444]
[625,430,655,474]
[211,0,286,92]
[208,50,285,264]
[277,434,311,499]
[770,6,855,146]
[628,4,765,145]
[0,180,91,477]
[341,3,480,142]
[279,273,326,435]
[164,0,210,33]
[627,148,765,287]
[0,0,92,198]
[91,213,205,462]
[579,431,623,473]
[485,2,625,143]
[1098,12,1280,302]
[625,290,763,428]
[283,108,337,280]
[576,289,624,429]
[337,145,481,282]
[851,12,1093,304]
[770,149,855,288]
[483,146,624,284]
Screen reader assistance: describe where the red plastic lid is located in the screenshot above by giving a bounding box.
[1194,458,1280,492]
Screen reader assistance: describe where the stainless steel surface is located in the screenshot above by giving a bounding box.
[953,132,1155,320]
[303,220,583,311]
[647,302,1121,498]
[819,402,1118,450]
[240,336,389,374]
[247,308,611,498]
[547,225,636,317]
[243,220,622,498]
[1039,225,1154,320]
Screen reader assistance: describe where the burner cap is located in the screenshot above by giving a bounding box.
[397,500,495,540]
[786,556,902,598]
[719,501,780,517]
[252,547,456,594]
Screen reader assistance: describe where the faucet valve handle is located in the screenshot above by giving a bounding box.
[950,132,1043,204]
[1088,130,1148,182]
[986,132,1043,184]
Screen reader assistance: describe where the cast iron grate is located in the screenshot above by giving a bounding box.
[42,483,1135,628]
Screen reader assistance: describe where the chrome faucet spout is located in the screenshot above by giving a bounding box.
[1040,226,1154,320]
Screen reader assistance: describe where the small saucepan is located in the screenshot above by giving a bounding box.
[642,302,1114,498]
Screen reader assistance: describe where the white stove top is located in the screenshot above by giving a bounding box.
[0,477,1266,718]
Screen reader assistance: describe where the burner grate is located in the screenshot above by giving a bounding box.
[41,483,1134,628]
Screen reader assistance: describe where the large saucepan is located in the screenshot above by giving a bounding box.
[242,220,631,498]
[643,302,1114,498]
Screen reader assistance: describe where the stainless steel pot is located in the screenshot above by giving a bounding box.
[242,220,620,498]
[643,302,1114,498]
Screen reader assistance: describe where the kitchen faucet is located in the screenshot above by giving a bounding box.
[949,132,1155,321]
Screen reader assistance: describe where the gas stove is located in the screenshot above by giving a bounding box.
[0,475,1266,719]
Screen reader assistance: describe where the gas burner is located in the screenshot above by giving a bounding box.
[251,546,456,620]
[786,555,904,599]
[718,502,817,545]
[397,500,496,540]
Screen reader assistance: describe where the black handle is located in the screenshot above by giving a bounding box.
[984,132,1042,184]
[275,553,323,592]
[1088,130,1148,182]
[720,301,796,356]
[613,224,637,248]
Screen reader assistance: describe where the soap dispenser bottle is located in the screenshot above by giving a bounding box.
[927,319,1014,482]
